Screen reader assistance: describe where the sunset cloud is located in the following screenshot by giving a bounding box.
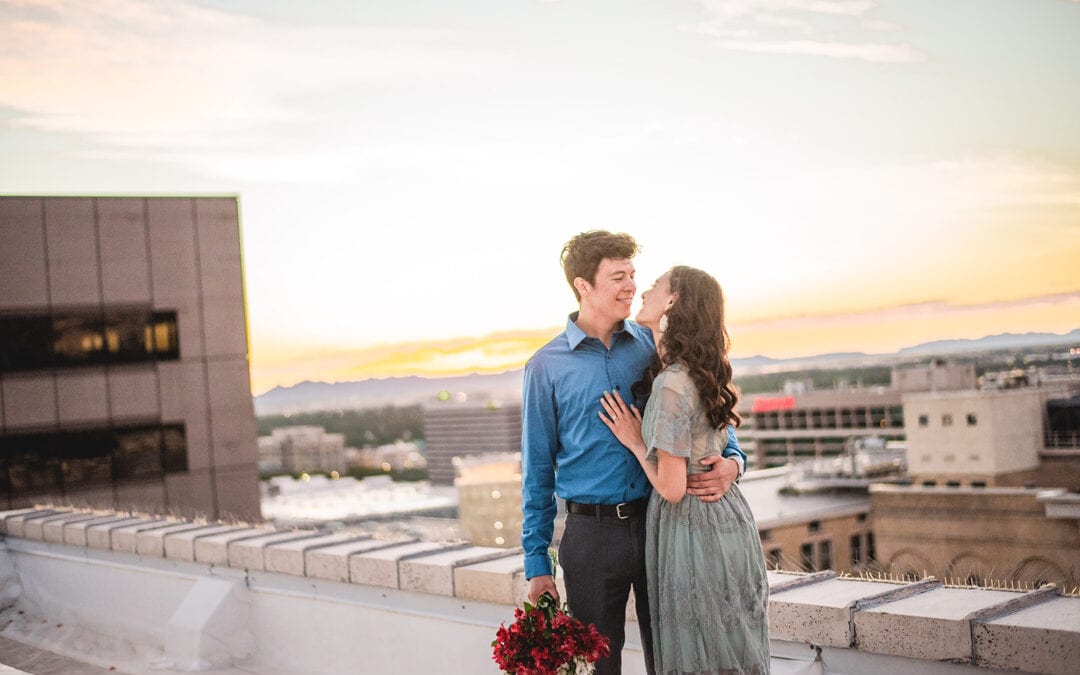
[684,0,925,62]
[0,0,503,178]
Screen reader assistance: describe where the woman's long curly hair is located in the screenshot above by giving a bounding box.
[632,266,741,429]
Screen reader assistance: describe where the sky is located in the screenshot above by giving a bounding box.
[2,0,1079,395]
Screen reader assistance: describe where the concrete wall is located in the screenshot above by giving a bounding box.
[2,507,1078,675]
[871,485,1080,589]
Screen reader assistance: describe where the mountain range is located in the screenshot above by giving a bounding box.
[253,329,1080,416]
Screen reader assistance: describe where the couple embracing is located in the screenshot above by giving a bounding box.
[521,231,770,675]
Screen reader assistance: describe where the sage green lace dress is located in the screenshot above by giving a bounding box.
[641,364,770,675]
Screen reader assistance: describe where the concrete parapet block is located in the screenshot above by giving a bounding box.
[305,538,416,583]
[454,553,526,605]
[263,532,371,577]
[163,576,254,671]
[4,509,62,538]
[0,508,41,535]
[110,519,171,553]
[42,513,101,543]
[767,570,836,593]
[194,528,272,565]
[349,541,458,589]
[400,546,519,596]
[768,577,902,647]
[165,525,243,562]
[227,530,321,571]
[973,593,1080,675]
[24,511,82,541]
[65,515,137,547]
[854,584,1022,662]
[136,523,216,558]
[85,517,152,550]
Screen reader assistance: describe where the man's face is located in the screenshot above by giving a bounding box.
[579,257,636,324]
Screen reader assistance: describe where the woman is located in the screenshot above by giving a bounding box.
[599,265,770,675]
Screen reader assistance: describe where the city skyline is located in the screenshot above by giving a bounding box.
[2,0,1079,394]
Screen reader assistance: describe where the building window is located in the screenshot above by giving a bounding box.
[918,414,929,427]
[808,520,821,533]
[767,548,783,569]
[854,407,868,429]
[856,512,868,523]
[966,413,978,426]
[839,408,853,428]
[0,424,187,499]
[759,529,771,541]
[922,480,937,487]
[0,310,179,373]
[942,413,953,427]
[818,540,832,570]
[800,543,814,572]
[850,534,863,566]
[867,532,876,561]
[946,480,961,487]
[971,481,987,488]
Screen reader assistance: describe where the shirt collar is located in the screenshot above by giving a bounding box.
[565,312,647,351]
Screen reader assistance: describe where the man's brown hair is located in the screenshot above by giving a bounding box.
[560,230,639,301]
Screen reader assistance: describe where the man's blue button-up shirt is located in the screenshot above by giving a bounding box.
[520,313,745,579]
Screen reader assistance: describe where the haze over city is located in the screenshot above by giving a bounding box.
[2,0,1078,394]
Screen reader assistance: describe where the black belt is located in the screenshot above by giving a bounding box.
[565,497,648,520]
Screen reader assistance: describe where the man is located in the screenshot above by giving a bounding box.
[521,230,746,675]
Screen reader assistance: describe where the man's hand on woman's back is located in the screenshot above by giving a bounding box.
[685,455,739,502]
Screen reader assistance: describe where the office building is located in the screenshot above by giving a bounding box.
[423,400,522,485]
[737,361,976,469]
[0,196,259,521]
[453,452,522,548]
[258,425,346,475]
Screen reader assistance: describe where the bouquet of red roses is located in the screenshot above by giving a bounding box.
[491,592,610,675]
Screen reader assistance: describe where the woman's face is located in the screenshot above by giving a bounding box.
[635,271,674,330]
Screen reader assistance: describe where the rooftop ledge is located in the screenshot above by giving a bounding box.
[0,507,1077,675]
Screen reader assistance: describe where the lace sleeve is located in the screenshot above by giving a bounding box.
[645,370,696,459]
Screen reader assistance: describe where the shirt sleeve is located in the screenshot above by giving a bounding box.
[722,426,747,478]
[645,371,695,460]
[521,358,558,579]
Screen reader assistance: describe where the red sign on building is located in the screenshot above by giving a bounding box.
[751,395,796,413]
